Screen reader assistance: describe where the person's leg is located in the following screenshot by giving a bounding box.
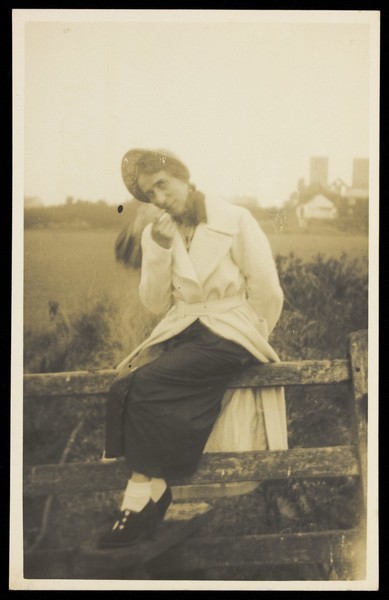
[120,472,168,511]
[122,324,253,479]
[99,323,252,547]
[98,470,172,548]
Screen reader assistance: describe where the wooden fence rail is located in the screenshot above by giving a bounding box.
[23,358,350,397]
[25,447,360,497]
[22,330,368,581]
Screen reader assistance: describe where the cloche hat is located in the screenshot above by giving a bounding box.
[121,148,191,203]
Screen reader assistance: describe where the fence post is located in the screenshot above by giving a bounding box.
[348,330,368,508]
[348,329,368,579]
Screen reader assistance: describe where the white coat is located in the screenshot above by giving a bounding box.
[117,196,288,451]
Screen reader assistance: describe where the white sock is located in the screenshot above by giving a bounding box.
[150,478,167,502]
[120,480,151,513]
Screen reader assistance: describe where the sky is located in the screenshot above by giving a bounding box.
[19,11,376,207]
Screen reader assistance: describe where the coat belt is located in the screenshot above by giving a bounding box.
[173,294,246,317]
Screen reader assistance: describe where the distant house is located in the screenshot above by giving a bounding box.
[328,177,349,197]
[338,186,368,212]
[290,157,368,229]
[336,159,369,223]
[296,194,337,224]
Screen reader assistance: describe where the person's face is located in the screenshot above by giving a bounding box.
[137,170,190,217]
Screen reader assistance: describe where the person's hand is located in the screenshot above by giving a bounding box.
[151,212,176,249]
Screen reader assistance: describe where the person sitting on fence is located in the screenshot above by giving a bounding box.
[99,148,287,548]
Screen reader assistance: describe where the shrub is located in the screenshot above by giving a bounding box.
[272,252,368,360]
[262,252,367,558]
[24,290,158,374]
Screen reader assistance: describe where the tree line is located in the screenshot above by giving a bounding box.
[24,197,276,230]
[24,198,137,230]
[24,196,366,233]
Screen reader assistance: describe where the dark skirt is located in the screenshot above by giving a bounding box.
[105,320,254,479]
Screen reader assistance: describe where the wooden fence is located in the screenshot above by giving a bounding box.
[23,330,368,580]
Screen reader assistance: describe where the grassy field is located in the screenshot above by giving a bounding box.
[24,228,368,331]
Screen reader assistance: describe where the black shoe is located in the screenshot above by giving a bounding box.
[98,500,160,549]
[154,486,172,518]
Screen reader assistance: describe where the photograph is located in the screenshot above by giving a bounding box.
[11,8,379,590]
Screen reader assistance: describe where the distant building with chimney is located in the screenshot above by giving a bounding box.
[338,158,369,225]
[288,156,368,230]
[310,156,329,188]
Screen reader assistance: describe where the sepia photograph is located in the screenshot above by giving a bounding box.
[11,9,379,590]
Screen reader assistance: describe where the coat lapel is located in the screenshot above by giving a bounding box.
[171,196,238,288]
[189,197,238,285]
[189,224,233,284]
[172,228,201,286]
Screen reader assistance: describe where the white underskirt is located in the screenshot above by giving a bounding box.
[204,388,268,452]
